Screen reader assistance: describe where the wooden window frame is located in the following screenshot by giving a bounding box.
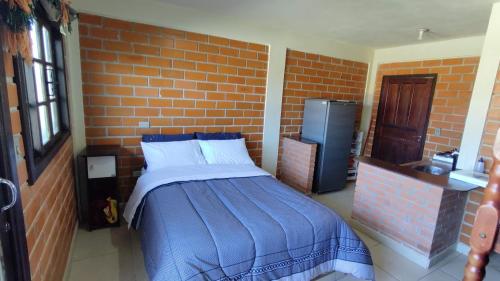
[13,6,71,185]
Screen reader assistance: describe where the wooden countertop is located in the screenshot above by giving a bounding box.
[358,156,479,191]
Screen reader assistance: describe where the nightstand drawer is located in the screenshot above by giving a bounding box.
[87,156,116,179]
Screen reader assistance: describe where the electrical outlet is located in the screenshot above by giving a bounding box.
[139,121,150,128]
[132,170,142,177]
[435,128,441,136]
[13,137,23,162]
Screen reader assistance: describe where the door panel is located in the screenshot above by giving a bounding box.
[0,178,19,281]
[382,83,399,125]
[372,75,436,164]
[395,83,412,125]
[407,84,428,129]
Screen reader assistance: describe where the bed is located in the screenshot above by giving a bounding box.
[124,134,374,280]
[123,164,374,281]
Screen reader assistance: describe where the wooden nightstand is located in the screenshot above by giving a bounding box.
[77,145,121,231]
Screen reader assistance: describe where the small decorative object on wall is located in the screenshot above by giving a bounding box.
[40,0,77,34]
[0,0,76,60]
[0,0,34,60]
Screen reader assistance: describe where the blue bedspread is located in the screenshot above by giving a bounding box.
[136,176,373,281]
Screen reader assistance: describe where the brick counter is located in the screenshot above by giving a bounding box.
[278,137,317,194]
[352,161,467,264]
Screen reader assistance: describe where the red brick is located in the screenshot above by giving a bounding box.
[175,40,198,51]
[105,86,133,96]
[80,38,102,49]
[135,87,158,97]
[186,33,208,42]
[90,27,119,39]
[149,78,173,88]
[209,36,230,46]
[173,60,196,70]
[147,57,172,68]
[134,66,160,76]
[121,97,147,106]
[121,31,148,43]
[134,44,160,56]
[118,54,145,64]
[87,50,117,62]
[103,41,132,52]
[148,98,172,107]
[160,89,183,98]
[105,64,133,74]
[121,76,148,86]
[199,44,219,54]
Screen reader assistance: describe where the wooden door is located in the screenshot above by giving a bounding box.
[0,49,31,281]
[371,75,436,164]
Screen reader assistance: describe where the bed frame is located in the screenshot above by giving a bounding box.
[463,129,500,280]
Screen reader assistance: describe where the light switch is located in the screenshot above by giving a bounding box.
[139,121,150,128]
[13,136,23,162]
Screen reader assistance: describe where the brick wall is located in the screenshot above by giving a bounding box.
[277,49,368,174]
[4,51,77,281]
[431,188,468,255]
[364,57,479,159]
[459,64,500,246]
[459,189,484,245]
[353,162,466,258]
[79,14,268,198]
[279,137,317,194]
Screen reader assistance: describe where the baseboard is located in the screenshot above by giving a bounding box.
[350,219,457,268]
[63,222,79,281]
[456,242,470,255]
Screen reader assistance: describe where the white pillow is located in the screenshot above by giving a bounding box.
[198,138,254,165]
[141,140,206,171]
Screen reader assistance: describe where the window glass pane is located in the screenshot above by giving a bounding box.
[29,21,41,59]
[50,102,60,135]
[45,65,54,82]
[46,66,56,100]
[38,105,50,145]
[47,83,56,100]
[42,26,52,63]
[33,62,46,102]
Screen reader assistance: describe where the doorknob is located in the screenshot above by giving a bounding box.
[0,178,17,213]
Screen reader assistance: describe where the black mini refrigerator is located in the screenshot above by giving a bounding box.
[301,99,357,193]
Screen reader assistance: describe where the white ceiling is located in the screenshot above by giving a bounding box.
[156,0,497,48]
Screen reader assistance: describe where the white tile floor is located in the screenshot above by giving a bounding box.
[65,224,148,281]
[65,183,500,281]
